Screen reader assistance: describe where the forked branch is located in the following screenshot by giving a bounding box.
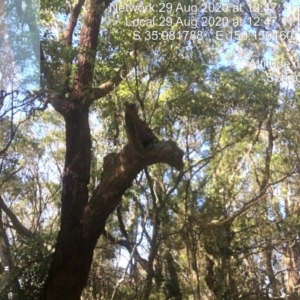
[81,103,184,238]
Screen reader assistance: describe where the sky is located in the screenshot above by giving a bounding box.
[0,0,40,93]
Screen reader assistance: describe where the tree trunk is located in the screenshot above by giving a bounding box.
[40,103,184,299]
[30,0,185,297]
[283,241,300,300]
[0,209,23,297]
[185,221,200,300]
[164,252,182,300]
[40,107,94,300]
[264,245,280,297]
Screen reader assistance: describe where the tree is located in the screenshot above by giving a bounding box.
[37,1,184,299]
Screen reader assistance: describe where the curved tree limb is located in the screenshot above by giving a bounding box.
[88,67,131,103]
[82,103,184,238]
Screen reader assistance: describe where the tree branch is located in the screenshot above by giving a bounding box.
[0,209,21,293]
[81,104,184,238]
[89,50,138,103]
[88,67,130,103]
[0,195,33,238]
[196,171,295,228]
[64,0,86,47]
[103,229,148,270]
[116,206,128,239]
[74,0,113,93]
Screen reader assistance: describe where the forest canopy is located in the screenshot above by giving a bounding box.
[1,0,300,299]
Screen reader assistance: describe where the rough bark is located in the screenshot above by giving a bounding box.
[40,102,183,300]
[37,0,184,297]
[39,105,93,300]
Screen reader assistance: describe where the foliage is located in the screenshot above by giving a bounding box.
[2,0,300,299]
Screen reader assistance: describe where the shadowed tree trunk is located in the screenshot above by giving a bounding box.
[40,107,94,299]
[40,97,183,300]
[37,1,184,299]
[164,251,182,300]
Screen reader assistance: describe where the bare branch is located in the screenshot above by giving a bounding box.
[88,67,130,103]
[64,0,86,47]
[196,171,295,228]
[0,195,33,238]
[103,229,148,270]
